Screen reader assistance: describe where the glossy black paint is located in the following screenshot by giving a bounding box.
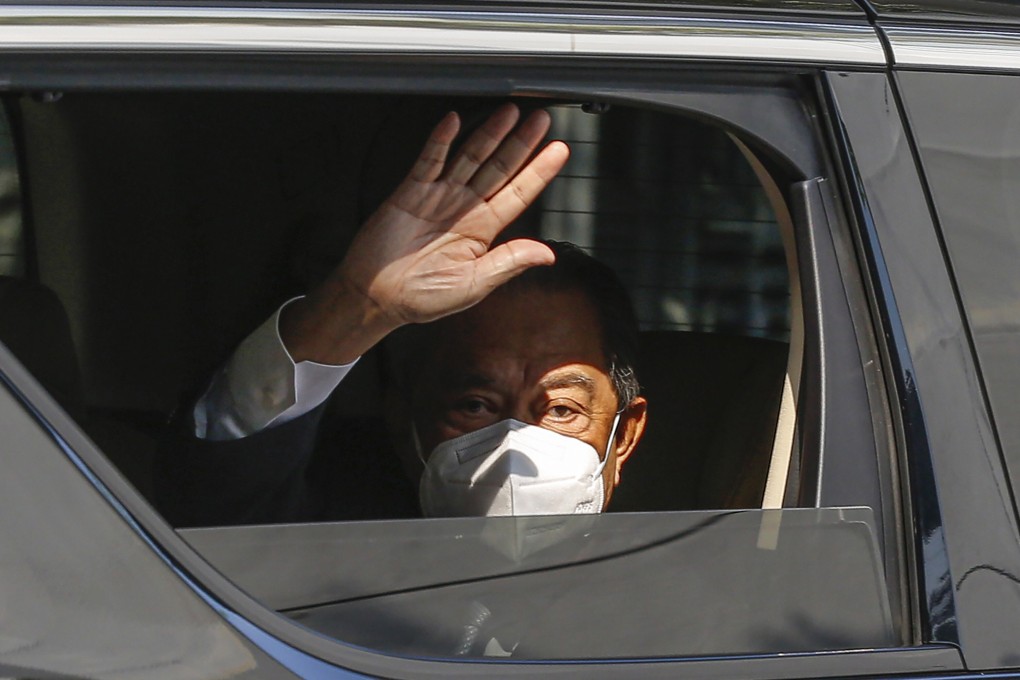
[860,0,1020,26]
[822,70,956,648]
[896,70,1020,522]
[827,70,1020,670]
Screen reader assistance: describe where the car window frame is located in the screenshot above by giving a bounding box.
[825,66,1020,670]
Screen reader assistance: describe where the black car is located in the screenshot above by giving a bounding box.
[2,0,1020,677]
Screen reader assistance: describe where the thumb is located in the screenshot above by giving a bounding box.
[474,239,556,293]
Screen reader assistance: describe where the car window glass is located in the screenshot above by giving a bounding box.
[897,71,1020,516]
[181,509,894,660]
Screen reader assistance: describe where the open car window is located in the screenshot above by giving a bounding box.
[0,66,908,670]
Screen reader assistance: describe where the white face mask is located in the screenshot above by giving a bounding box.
[417,416,620,518]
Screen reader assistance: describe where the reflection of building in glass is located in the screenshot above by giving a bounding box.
[538,106,789,342]
[0,105,25,277]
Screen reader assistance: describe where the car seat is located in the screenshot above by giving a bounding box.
[0,275,157,499]
[609,330,788,511]
[0,275,86,421]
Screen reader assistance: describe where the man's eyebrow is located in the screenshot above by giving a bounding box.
[539,373,597,396]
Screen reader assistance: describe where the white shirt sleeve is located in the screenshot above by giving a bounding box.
[192,298,358,441]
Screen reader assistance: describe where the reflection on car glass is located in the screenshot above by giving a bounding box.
[181,508,893,659]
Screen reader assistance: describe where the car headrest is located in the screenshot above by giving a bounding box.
[0,276,86,423]
[609,330,788,512]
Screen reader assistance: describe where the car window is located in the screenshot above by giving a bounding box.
[12,92,793,515]
[180,508,893,659]
[897,71,1020,520]
[0,81,900,666]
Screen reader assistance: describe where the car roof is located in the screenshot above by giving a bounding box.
[8,0,870,19]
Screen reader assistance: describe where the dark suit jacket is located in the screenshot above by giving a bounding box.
[155,404,419,527]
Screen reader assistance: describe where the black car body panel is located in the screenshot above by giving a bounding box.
[863,0,1020,26]
[2,0,1020,677]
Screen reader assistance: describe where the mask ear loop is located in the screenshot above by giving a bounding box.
[593,412,622,477]
[411,420,427,467]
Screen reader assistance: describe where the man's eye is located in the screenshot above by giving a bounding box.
[547,404,578,420]
[456,398,490,415]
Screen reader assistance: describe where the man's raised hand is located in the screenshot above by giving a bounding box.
[281,104,570,365]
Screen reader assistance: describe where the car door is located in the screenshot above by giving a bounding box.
[0,1,993,677]
[869,1,1020,668]
[845,1,1020,672]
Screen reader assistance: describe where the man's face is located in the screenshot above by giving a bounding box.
[403,285,647,508]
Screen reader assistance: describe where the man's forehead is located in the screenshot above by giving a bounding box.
[437,362,605,392]
[447,286,601,342]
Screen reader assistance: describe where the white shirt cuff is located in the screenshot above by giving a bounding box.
[193,298,357,440]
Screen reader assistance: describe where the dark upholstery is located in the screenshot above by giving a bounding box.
[0,275,86,422]
[609,331,788,512]
[0,275,157,499]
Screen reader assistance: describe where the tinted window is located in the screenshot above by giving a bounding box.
[898,71,1020,512]
[181,509,894,659]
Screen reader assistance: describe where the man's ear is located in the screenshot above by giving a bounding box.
[383,381,426,484]
[612,396,647,487]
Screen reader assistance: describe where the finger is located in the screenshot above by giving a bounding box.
[468,109,553,199]
[444,103,520,186]
[473,239,556,293]
[486,140,570,230]
[407,112,460,183]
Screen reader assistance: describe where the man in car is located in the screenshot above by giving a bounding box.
[156,104,648,526]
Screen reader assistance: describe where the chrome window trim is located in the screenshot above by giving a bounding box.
[0,6,885,65]
[887,25,1020,71]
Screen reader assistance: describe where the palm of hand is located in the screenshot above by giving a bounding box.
[339,105,570,326]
